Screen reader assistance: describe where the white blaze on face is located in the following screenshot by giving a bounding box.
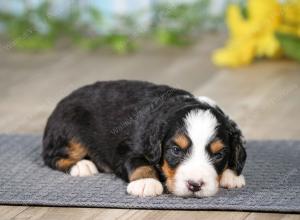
[173,109,219,197]
[197,96,217,107]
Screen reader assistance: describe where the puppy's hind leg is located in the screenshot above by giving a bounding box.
[43,138,98,176]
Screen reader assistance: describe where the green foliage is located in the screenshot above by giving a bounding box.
[0,1,128,52]
[0,1,80,51]
[276,33,300,62]
[155,29,188,46]
[104,34,136,54]
[0,0,222,53]
[0,3,52,50]
[153,0,215,46]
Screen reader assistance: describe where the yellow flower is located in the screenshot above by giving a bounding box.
[277,0,300,37]
[212,0,282,67]
[213,38,256,67]
[226,5,250,39]
[281,1,300,25]
[256,34,281,58]
[277,24,300,37]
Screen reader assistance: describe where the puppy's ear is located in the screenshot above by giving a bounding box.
[145,121,165,164]
[133,119,166,165]
[227,118,247,175]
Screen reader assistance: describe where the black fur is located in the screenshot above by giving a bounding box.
[43,80,246,184]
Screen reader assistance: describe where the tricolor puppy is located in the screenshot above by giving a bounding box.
[43,80,246,197]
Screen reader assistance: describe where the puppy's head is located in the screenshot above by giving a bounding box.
[140,97,246,197]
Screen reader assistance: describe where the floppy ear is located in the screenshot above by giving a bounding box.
[145,121,166,164]
[133,117,166,165]
[227,118,247,175]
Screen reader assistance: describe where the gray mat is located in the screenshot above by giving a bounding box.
[0,134,299,213]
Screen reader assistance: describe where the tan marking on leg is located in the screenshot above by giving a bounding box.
[56,159,76,171]
[162,160,176,193]
[56,139,88,171]
[174,133,190,149]
[210,140,224,154]
[129,166,158,182]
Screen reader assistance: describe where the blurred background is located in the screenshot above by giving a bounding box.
[0,0,299,139]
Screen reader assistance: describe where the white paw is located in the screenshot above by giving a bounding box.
[127,178,164,197]
[220,169,246,189]
[70,160,99,177]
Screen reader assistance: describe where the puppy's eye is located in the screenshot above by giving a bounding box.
[171,145,181,155]
[213,151,224,160]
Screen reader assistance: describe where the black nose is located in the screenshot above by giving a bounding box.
[187,180,204,192]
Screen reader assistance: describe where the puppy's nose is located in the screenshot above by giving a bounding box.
[187,180,204,192]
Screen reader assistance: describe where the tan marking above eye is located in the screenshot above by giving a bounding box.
[174,133,189,149]
[210,140,224,154]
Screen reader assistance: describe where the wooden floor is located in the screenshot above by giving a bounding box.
[0,33,299,220]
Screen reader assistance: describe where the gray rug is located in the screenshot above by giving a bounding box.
[0,134,299,213]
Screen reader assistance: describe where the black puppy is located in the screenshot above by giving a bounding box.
[43,80,246,197]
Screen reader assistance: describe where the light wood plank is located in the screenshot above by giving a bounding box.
[14,207,104,220]
[193,60,300,139]
[244,213,300,220]
[0,34,222,134]
[0,205,28,220]
[280,214,300,220]
[118,210,250,220]
[13,207,50,220]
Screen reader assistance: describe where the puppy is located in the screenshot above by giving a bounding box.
[43,80,246,197]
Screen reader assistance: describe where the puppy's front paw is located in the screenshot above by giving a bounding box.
[127,178,163,197]
[70,160,99,177]
[220,169,245,189]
